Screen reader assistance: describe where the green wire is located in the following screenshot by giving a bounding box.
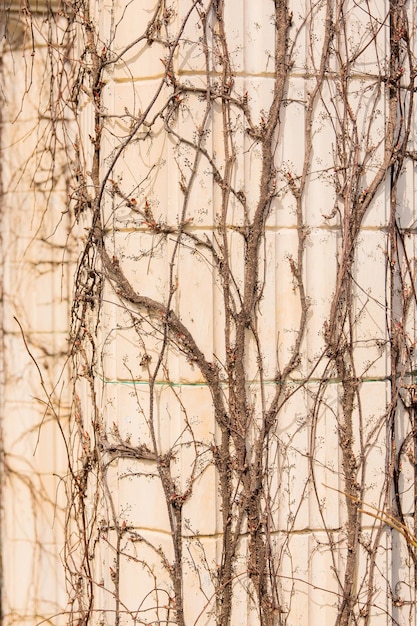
[95,373,394,388]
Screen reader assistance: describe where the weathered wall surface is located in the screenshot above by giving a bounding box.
[0,4,72,624]
[2,1,417,625]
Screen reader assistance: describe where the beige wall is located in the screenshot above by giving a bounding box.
[0,4,72,624]
[1,1,417,625]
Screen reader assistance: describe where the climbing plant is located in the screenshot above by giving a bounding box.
[4,1,417,625]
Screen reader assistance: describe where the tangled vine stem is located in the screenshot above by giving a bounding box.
[8,0,417,624]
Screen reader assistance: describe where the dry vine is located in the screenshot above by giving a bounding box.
[3,0,417,625]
